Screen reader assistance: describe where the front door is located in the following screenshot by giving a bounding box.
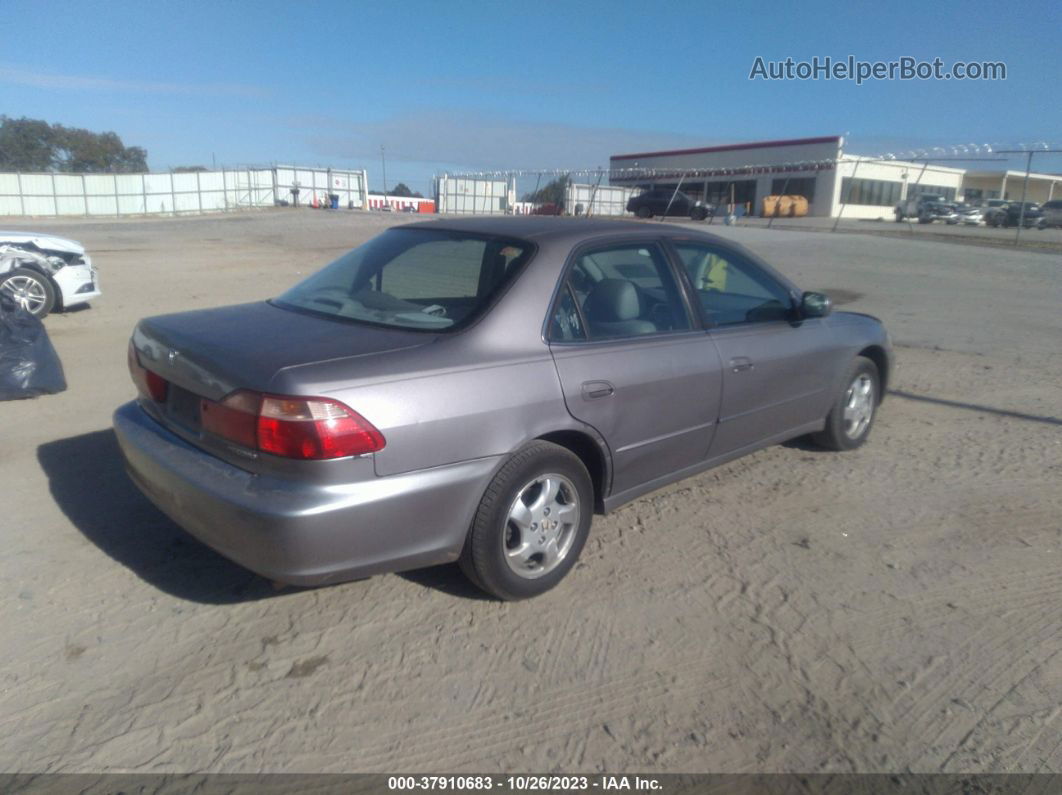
[549,240,723,496]
[669,240,840,457]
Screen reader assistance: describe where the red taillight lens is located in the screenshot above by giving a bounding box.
[201,390,385,460]
[127,342,168,402]
[257,395,385,459]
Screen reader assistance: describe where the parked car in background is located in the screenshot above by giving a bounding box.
[985,201,1044,228]
[1037,199,1062,228]
[957,205,984,225]
[627,189,713,220]
[115,218,891,600]
[894,194,957,224]
[0,231,101,318]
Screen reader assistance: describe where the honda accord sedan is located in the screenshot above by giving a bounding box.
[114,218,891,600]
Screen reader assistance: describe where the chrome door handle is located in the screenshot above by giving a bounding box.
[581,381,615,400]
[729,356,754,372]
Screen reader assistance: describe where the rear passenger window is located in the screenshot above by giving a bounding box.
[557,243,691,339]
[550,286,585,341]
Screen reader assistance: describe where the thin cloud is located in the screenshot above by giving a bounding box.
[305,110,716,171]
[0,65,266,97]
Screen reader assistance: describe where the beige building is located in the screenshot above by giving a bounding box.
[961,170,1060,204]
[609,136,1060,218]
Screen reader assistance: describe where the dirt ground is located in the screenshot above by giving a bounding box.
[1,210,1060,774]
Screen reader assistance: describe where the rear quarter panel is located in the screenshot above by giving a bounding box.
[271,341,580,478]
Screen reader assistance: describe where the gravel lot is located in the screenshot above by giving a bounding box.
[2,210,1060,774]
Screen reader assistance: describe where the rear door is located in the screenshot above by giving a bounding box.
[669,240,841,457]
[548,238,723,496]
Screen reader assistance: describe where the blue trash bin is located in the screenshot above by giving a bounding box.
[329,195,339,210]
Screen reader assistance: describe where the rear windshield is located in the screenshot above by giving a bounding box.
[274,227,533,331]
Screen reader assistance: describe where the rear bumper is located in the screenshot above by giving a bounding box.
[113,401,499,586]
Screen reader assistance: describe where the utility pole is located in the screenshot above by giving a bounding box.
[381,145,388,210]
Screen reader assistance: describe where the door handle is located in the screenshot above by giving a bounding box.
[729,356,754,373]
[581,380,615,400]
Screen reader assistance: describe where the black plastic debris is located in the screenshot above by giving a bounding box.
[0,294,67,400]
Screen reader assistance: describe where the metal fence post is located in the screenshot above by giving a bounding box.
[904,161,929,232]
[767,167,792,229]
[1014,151,1033,245]
[831,158,860,232]
[661,171,688,220]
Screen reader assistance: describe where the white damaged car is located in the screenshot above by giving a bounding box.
[0,231,100,318]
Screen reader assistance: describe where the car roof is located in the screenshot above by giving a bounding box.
[406,216,723,246]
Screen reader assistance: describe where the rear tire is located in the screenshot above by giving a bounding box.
[635,206,651,219]
[460,441,593,600]
[812,356,880,451]
[0,268,56,318]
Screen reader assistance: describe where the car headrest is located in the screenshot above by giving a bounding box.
[585,278,641,322]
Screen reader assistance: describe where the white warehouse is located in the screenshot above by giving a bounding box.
[609,136,1059,218]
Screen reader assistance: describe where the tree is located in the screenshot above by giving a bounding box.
[0,116,148,173]
[522,174,569,206]
[389,182,423,198]
[172,165,208,173]
[0,117,56,172]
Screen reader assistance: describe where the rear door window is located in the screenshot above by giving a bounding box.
[552,242,691,340]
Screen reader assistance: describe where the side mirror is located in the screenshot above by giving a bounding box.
[800,291,832,318]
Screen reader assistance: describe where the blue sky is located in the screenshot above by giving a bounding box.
[3,1,1060,193]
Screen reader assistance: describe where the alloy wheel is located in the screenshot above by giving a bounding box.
[503,473,580,579]
[1,275,48,315]
[843,373,875,439]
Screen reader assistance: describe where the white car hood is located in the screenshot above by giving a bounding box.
[0,231,85,256]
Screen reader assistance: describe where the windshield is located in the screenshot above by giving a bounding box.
[274,227,533,331]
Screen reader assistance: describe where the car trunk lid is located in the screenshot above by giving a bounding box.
[130,301,434,468]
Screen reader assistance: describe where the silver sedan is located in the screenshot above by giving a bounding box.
[114,218,892,600]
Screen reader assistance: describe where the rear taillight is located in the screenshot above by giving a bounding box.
[201,390,385,460]
[128,342,169,402]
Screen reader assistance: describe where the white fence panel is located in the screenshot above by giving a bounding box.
[435,176,509,214]
[0,165,367,217]
[567,183,634,216]
[53,175,85,216]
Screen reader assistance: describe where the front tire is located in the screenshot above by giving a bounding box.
[460,441,593,600]
[0,268,56,318]
[812,356,880,451]
[635,206,651,219]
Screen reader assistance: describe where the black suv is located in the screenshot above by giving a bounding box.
[627,189,713,220]
[984,201,1044,229]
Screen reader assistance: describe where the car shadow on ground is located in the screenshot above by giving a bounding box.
[37,429,284,605]
[397,564,493,601]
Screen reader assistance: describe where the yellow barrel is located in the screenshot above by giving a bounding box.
[762,195,809,217]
